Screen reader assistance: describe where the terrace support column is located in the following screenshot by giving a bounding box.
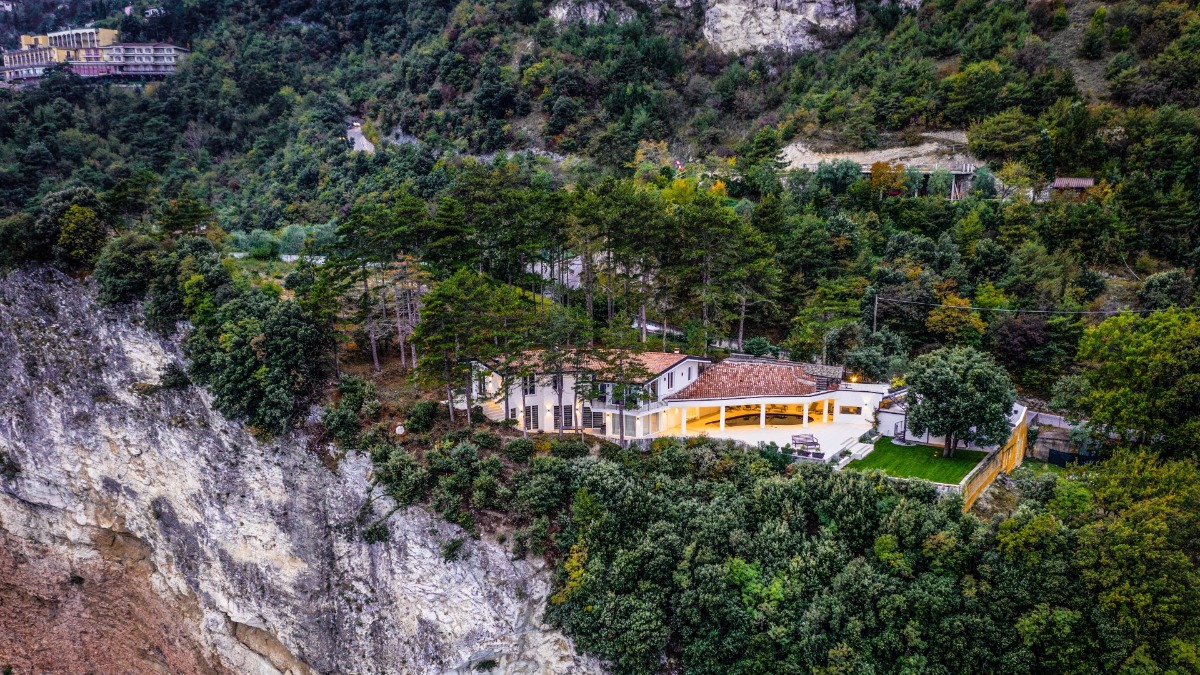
[802,402,809,427]
[760,404,766,428]
[830,399,837,424]
[719,405,726,431]
[681,408,687,435]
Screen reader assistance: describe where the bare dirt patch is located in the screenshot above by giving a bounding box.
[782,131,980,169]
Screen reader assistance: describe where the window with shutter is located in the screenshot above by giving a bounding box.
[553,405,574,430]
[524,405,539,430]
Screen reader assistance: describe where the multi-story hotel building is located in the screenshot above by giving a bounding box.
[2,28,188,83]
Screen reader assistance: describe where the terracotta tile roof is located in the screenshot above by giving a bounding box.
[632,351,702,375]
[801,363,845,379]
[724,354,845,380]
[666,360,828,401]
[1052,177,1095,189]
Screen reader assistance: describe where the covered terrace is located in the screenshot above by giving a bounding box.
[660,357,886,457]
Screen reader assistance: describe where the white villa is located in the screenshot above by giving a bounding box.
[477,352,898,456]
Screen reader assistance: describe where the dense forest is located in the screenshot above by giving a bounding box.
[3,0,1200,671]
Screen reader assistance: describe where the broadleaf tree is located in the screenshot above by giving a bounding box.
[905,345,1018,457]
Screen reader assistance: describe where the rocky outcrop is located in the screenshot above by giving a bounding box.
[548,0,861,53]
[0,267,602,675]
[700,0,857,53]
[548,0,633,24]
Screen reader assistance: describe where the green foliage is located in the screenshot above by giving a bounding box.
[906,346,1018,456]
[405,400,440,433]
[1137,269,1193,309]
[504,437,535,463]
[0,450,19,481]
[472,430,501,451]
[323,376,380,447]
[742,335,775,357]
[550,439,588,459]
[1060,310,1200,458]
[90,233,329,431]
[362,520,390,544]
[158,363,191,390]
[55,204,106,270]
[1079,8,1108,60]
[94,233,160,305]
[968,108,1040,163]
[441,537,466,562]
[373,446,431,505]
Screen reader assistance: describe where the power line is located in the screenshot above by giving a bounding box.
[875,296,1166,316]
[873,294,1171,329]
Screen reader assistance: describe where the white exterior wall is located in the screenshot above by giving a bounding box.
[877,408,907,437]
[475,358,709,438]
[666,383,888,426]
[475,364,897,442]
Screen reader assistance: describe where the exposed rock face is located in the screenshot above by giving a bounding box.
[549,0,860,53]
[700,0,857,53]
[0,267,602,675]
[548,0,633,24]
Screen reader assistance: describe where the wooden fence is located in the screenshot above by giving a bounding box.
[960,413,1029,511]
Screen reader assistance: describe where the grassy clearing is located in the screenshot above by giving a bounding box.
[846,437,988,484]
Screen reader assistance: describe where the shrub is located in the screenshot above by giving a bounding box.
[377,447,431,504]
[158,363,191,390]
[0,450,19,481]
[442,536,467,561]
[504,438,535,463]
[55,204,106,270]
[598,440,623,461]
[363,520,390,543]
[246,229,281,260]
[1138,270,1192,309]
[94,233,159,304]
[406,400,440,433]
[472,430,501,451]
[444,428,472,444]
[322,404,360,447]
[550,439,589,459]
[472,473,511,509]
[1051,6,1068,30]
[744,335,775,357]
[758,443,791,472]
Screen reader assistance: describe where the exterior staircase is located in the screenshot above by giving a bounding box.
[480,400,507,423]
[831,435,875,469]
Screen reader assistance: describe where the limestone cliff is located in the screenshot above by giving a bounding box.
[549,0,860,53]
[699,0,857,53]
[0,267,602,675]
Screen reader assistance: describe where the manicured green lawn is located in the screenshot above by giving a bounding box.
[845,438,988,484]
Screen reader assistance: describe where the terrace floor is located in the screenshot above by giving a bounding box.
[660,412,874,456]
[844,438,988,484]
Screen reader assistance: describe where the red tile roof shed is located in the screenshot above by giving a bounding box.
[1051,177,1095,189]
